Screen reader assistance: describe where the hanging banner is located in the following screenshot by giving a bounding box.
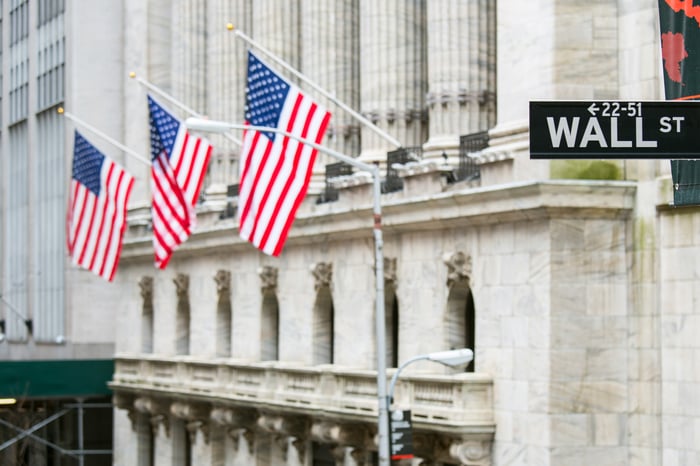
[658,0,700,205]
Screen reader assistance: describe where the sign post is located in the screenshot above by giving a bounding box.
[529,100,700,159]
[389,409,414,462]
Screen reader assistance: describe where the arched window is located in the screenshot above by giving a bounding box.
[139,277,153,354]
[385,285,399,368]
[445,252,475,372]
[261,290,279,361]
[311,262,334,365]
[214,270,232,358]
[174,274,190,356]
[313,285,334,365]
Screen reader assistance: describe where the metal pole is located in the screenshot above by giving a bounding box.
[59,109,152,167]
[184,117,390,464]
[372,171,390,466]
[129,74,242,147]
[77,399,85,466]
[227,25,403,149]
[0,409,71,452]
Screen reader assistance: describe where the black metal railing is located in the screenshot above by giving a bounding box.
[382,147,422,193]
[317,162,354,204]
[220,184,239,219]
[453,131,489,183]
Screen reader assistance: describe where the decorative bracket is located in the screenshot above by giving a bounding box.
[443,251,472,288]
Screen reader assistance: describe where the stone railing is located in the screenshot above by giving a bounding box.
[111,354,494,434]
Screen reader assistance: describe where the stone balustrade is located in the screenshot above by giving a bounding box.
[111,354,494,434]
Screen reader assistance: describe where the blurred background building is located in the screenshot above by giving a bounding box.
[1,0,697,465]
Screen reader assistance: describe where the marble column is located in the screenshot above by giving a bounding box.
[301,0,360,194]
[423,0,496,163]
[251,0,300,66]
[204,0,250,205]
[171,0,207,112]
[359,0,427,166]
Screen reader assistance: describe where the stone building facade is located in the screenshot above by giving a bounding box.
[1,0,694,465]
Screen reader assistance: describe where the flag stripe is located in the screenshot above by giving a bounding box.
[238,51,332,256]
[148,95,212,268]
[67,131,134,281]
[255,96,314,251]
[271,109,331,256]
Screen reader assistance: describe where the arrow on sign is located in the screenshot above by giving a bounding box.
[587,103,599,116]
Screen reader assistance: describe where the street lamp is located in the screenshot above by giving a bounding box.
[388,348,474,405]
[386,348,473,461]
[184,118,394,466]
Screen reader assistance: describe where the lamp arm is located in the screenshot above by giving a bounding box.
[387,354,430,406]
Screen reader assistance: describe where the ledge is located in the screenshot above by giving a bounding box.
[109,355,495,435]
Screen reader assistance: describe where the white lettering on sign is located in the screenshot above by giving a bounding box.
[610,117,632,148]
[545,116,659,149]
[580,118,607,148]
[659,116,685,133]
[546,117,579,148]
[636,117,657,148]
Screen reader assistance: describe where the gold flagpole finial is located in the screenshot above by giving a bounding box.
[226,23,234,31]
[129,72,136,79]
[57,107,64,114]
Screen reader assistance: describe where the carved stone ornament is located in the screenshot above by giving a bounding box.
[384,257,398,286]
[139,276,153,302]
[311,421,367,448]
[257,414,309,438]
[113,393,137,431]
[214,270,231,299]
[449,440,490,465]
[228,427,255,452]
[443,251,472,288]
[173,273,189,300]
[259,266,278,292]
[150,413,170,438]
[310,262,333,291]
[280,436,306,464]
[186,420,210,445]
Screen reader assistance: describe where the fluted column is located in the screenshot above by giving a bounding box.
[171,0,207,112]
[301,0,360,194]
[422,0,496,162]
[359,0,427,165]
[204,0,251,203]
[251,0,300,66]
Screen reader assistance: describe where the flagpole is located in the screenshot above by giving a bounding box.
[227,23,403,150]
[59,108,152,166]
[185,116,391,466]
[129,73,243,147]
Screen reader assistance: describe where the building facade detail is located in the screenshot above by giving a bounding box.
[443,251,472,288]
[310,262,333,291]
[259,266,279,292]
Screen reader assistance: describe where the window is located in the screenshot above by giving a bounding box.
[312,286,334,365]
[446,281,475,372]
[260,291,279,361]
[385,286,399,368]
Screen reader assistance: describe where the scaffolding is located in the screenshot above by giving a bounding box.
[0,398,112,466]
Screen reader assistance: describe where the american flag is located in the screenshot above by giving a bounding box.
[148,95,213,269]
[239,51,331,256]
[67,131,135,281]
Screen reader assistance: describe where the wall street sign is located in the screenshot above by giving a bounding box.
[529,100,700,159]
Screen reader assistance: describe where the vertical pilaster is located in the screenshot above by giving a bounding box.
[251,0,300,66]
[423,0,496,162]
[204,0,250,202]
[301,0,360,193]
[359,0,427,165]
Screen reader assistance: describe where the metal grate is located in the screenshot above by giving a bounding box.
[382,147,422,193]
[317,162,353,203]
[453,131,489,183]
[220,184,239,219]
